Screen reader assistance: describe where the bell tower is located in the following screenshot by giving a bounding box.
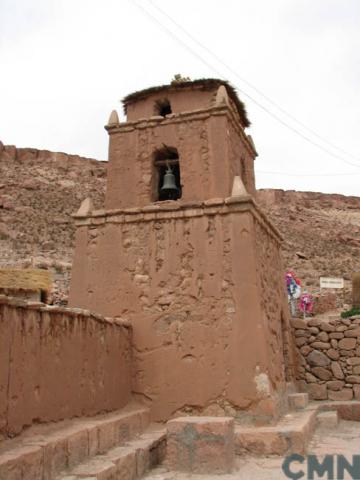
[104,78,257,209]
[69,79,294,424]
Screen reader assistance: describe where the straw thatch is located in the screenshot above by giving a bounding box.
[122,78,250,127]
[0,269,52,292]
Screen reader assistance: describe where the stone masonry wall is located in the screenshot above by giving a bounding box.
[0,296,132,439]
[292,316,360,401]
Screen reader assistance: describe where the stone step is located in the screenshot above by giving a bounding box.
[60,425,166,480]
[234,407,318,455]
[317,411,338,428]
[166,416,234,474]
[0,405,150,480]
[288,392,309,410]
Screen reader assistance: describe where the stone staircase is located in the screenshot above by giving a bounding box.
[59,425,165,479]
[0,404,165,480]
[2,396,359,479]
[234,394,317,456]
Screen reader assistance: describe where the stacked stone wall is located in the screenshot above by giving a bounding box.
[0,296,132,438]
[292,316,360,401]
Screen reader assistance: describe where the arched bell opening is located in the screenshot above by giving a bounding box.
[152,146,182,202]
[154,98,172,117]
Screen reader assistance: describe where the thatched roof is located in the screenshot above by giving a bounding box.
[122,78,250,127]
[0,269,52,292]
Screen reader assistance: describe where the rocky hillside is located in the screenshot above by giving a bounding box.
[0,142,106,304]
[1,141,359,305]
[257,189,360,301]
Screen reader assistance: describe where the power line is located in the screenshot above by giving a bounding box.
[147,0,360,166]
[132,0,360,171]
[257,170,360,177]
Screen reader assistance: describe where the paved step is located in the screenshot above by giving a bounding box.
[234,406,318,455]
[60,425,166,479]
[320,400,360,421]
[317,411,338,428]
[288,392,309,410]
[0,405,150,480]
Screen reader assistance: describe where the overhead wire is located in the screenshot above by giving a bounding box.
[257,170,360,177]
[146,0,360,166]
[131,0,360,176]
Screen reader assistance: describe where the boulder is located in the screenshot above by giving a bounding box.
[345,375,360,384]
[310,342,330,350]
[307,350,331,367]
[338,338,357,350]
[317,332,329,342]
[308,383,327,400]
[319,323,335,332]
[328,389,353,401]
[311,367,332,381]
[331,362,344,380]
[326,380,345,391]
[326,349,339,360]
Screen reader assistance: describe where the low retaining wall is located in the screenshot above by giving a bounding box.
[292,316,360,401]
[0,296,132,438]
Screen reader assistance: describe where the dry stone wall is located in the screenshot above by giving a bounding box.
[292,316,360,401]
[0,295,132,439]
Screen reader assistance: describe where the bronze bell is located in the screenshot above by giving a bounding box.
[161,166,178,198]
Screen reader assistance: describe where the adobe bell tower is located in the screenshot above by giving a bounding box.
[69,79,295,423]
[104,78,257,209]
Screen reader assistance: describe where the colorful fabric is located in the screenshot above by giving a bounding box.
[299,293,313,313]
[285,271,301,299]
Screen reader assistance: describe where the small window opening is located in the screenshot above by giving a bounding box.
[154,98,172,117]
[40,289,48,303]
[153,146,182,201]
[240,157,247,185]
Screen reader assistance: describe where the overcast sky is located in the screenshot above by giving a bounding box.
[1,0,360,195]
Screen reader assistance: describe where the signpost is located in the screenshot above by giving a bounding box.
[320,277,344,289]
[320,277,345,309]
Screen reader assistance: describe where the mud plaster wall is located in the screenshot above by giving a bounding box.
[69,200,289,422]
[254,220,297,386]
[0,299,132,438]
[126,90,217,122]
[226,117,256,197]
[105,109,255,210]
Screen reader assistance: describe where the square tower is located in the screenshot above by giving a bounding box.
[69,79,294,423]
[105,78,257,208]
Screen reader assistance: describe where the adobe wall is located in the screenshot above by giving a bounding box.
[69,197,292,423]
[226,116,256,196]
[126,89,216,122]
[0,296,132,438]
[105,106,256,210]
[292,315,360,401]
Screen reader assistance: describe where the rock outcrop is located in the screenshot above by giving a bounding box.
[0,142,106,304]
[257,189,360,303]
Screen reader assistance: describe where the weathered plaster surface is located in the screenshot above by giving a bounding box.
[105,107,256,210]
[0,297,132,438]
[69,198,289,422]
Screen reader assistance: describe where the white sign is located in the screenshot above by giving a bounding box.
[320,277,344,289]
